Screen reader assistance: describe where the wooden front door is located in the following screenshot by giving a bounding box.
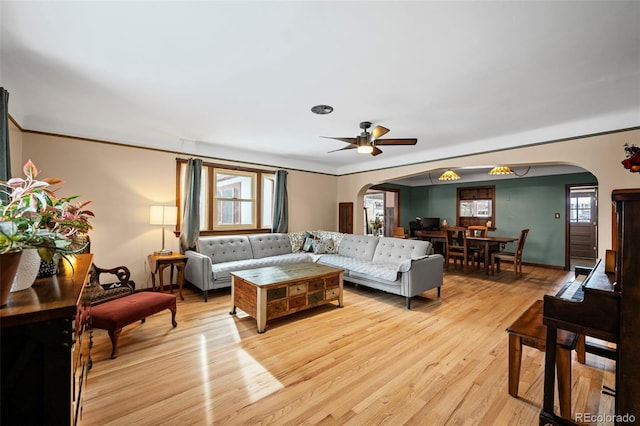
[568,185,598,265]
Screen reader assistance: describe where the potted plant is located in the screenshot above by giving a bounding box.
[370,216,383,236]
[621,143,640,172]
[0,160,93,303]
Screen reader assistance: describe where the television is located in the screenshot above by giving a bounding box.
[409,217,440,237]
[421,217,440,231]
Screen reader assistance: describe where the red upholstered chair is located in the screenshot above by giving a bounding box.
[85,264,136,305]
[72,233,135,305]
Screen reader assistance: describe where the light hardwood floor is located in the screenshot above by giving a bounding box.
[80,265,615,425]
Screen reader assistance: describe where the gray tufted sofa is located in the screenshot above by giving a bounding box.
[184,232,443,308]
[184,233,310,301]
[316,234,443,309]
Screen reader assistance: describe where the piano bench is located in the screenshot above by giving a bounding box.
[506,300,578,419]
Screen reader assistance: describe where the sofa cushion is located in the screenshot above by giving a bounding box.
[337,234,379,261]
[198,236,253,264]
[372,237,431,266]
[248,233,292,258]
[212,252,312,281]
[318,254,401,282]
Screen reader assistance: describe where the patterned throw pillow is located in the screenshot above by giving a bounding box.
[312,240,327,254]
[312,231,343,253]
[288,232,306,252]
[323,238,336,254]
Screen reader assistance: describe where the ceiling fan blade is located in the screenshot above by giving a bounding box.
[372,125,390,139]
[371,146,383,156]
[374,138,417,146]
[328,145,356,153]
[321,136,357,145]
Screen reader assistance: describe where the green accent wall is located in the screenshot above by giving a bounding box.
[393,172,597,267]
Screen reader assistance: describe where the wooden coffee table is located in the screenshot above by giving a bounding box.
[229,263,344,333]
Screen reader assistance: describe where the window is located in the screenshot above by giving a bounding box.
[459,200,492,218]
[456,185,495,228]
[570,195,592,223]
[177,160,275,233]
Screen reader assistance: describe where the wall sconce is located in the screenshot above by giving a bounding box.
[150,205,178,255]
[438,169,460,181]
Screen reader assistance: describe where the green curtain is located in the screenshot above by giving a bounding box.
[0,88,10,187]
[271,170,288,233]
[179,158,202,253]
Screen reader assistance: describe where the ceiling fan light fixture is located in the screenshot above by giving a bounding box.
[488,166,514,175]
[439,169,460,181]
[357,144,374,154]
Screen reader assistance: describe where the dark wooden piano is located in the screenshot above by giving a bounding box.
[540,189,640,425]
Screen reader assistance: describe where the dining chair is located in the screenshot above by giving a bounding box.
[393,226,407,239]
[490,229,530,278]
[467,225,488,237]
[445,227,479,273]
[467,225,489,268]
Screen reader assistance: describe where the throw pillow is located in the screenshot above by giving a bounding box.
[323,238,336,254]
[312,240,327,254]
[303,237,314,252]
[288,232,306,252]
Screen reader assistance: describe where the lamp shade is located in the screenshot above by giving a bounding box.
[488,166,513,175]
[438,170,460,181]
[149,206,178,226]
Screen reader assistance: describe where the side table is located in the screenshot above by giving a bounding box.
[147,253,188,300]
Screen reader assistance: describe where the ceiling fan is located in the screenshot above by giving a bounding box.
[322,121,417,156]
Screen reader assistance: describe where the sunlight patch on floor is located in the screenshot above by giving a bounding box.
[199,334,213,425]
[236,349,284,403]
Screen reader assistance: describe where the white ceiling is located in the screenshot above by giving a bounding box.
[2,1,639,177]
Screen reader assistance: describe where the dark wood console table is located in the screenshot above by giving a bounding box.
[1,253,93,426]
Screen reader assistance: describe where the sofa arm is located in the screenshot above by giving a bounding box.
[184,250,213,293]
[405,254,444,296]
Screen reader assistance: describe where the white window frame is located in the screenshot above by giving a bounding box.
[177,160,276,234]
[213,169,258,231]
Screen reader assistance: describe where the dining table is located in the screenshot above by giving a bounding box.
[467,235,519,274]
[414,229,518,274]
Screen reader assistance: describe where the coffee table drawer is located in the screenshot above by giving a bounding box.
[288,282,308,296]
[289,295,307,309]
[326,287,340,300]
[267,286,287,301]
[308,291,324,305]
[325,275,340,288]
[308,278,324,292]
[267,299,288,318]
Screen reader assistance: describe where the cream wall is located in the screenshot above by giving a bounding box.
[337,128,640,259]
[19,132,338,288]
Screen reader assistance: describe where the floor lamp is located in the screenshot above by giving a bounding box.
[150,205,178,255]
